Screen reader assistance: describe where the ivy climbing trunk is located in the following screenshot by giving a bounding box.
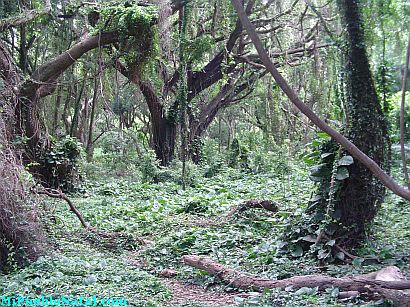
[178,3,189,188]
[230,0,409,256]
[333,0,389,245]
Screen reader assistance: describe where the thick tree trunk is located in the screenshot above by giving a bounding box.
[151,112,177,166]
[332,0,389,244]
[125,66,177,166]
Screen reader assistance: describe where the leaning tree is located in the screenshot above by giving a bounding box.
[230,0,410,257]
[1,0,158,188]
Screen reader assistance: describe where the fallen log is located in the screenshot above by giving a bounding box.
[227,199,279,218]
[182,255,410,306]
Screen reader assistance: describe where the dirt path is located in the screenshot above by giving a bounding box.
[162,278,246,306]
[126,250,249,306]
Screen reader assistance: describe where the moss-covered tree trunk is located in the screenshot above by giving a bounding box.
[330,0,389,245]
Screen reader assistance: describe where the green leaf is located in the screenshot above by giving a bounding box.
[335,252,345,261]
[352,257,364,267]
[330,288,340,298]
[336,167,349,180]
[295,287,311,295]
[301,235,317,243]
[338,155,354,166]
[317,132,331,140]
[310,163,329,178]
[321,152,333,159]
[83,274,97,285]
[290,245,303,257]
[317,248,330,259]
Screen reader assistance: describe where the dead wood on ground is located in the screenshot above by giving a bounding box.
[227,199,279,218]
[182,255,410,306]
[33,187,90,228]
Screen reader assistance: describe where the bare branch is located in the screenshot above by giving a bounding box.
[33,187,90,229]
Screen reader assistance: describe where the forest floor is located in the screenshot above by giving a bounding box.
[1,163,410,306]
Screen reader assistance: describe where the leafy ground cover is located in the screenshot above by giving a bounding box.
[1,161,409,306]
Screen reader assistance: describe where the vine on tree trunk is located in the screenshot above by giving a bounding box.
[178,1,191,190]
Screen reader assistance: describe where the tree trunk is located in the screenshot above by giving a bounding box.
[86,74,99,162]
[187,77,243,164]
[126,67,177,166]
[70,75,87,138]
[62,84,73,135]
[151,110,177,166]
[52,84,62,135]
[332,0,389,244]
[400,34,410,189]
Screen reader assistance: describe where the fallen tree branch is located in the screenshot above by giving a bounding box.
[33,187,90,229]
[227,199,279,218]
[182,255,410,305]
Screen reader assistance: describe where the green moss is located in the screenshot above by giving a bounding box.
[95,4,156,35]
[90,2,158,68]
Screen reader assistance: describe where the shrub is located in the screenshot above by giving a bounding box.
[40,136,83,191]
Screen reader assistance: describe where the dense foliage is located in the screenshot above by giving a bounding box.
[1,0,410,306]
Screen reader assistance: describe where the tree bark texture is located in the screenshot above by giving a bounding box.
[334,0,390,242]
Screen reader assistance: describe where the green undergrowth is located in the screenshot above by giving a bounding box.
[0,239,170,306]
[1,162,409,306]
